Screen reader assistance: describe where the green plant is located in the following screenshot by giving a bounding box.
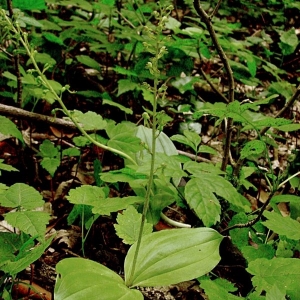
[1,0,300,299]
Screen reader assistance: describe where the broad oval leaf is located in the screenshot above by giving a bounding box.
[54,258,143,300]
[125,228,223,287]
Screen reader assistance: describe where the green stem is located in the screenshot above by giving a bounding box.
[4,13,137,166]
[126,44,160,287]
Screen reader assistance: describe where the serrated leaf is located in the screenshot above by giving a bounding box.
[107,123,141,156]
[200,278,241,300]
[185,178,221,226]
[66,185,106,206]
[62,148,80,157]
[125,228,223,287]
[262,211,300,240]
[54,258,143,300]
[185,177,250,227]
[247,258,300,300]
[114,206,152,245]
[71,110,107,131]
[103,99,133,114]
[41,157,60,177]
[39,139,59,158]
[0,116,24,144]
[5,211,50,240]
[1,237,53,276]
[241,244,275,263]
[92,196,144,216]
[117,79,138,96]
[76,55,101,72]
[0,183,43,210]
[240,140,266,159]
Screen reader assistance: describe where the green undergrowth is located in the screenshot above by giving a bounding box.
[0,0,300,299]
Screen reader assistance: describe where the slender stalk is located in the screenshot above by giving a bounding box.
[126,45,160,287]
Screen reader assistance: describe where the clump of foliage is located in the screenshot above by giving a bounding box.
[0,0,300,299]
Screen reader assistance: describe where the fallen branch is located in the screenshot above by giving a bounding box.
[0,103,79,130]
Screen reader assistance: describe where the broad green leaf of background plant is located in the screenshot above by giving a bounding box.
[279,28,298,56]
[135,125,178,169]
[0,116,24,144]
[114,205,152,245]
[92,196,144,215]
[200,278,242,300]
[185,177,250,227]
[241,244,275,263]
[124,228,223,287]
[54,258,143,300]
[247,258,300,300]
[0,183,43,210]
[103,98,133,115]
[13,0,46,10]
[117,79,139,96]
[0,233,24,268]
[39,139,59,158]
[262,211,300,240]
[1,237,53,276]
[107,123,141,157]
[0,159,18,176]
[67,185,106,206]
[40,157,60,177]
[266,285,286,300]
[240,140,266,160]
[171,129,200,153]
[76,55,102,72]
[5,211,50,241]
[71,110,107,131]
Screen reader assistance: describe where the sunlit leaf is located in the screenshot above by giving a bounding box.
[55,258,143,300]
[125,228,223,287]
[248,258,300,299]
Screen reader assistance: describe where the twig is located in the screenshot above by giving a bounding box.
[177,149,213,163]
[193,0,235,171]
[260,84,300,136]
[220,191,274,234]
[0,103,81,130]
[209,0,222,19]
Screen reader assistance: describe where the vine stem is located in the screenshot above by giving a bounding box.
[3,12,137,166]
